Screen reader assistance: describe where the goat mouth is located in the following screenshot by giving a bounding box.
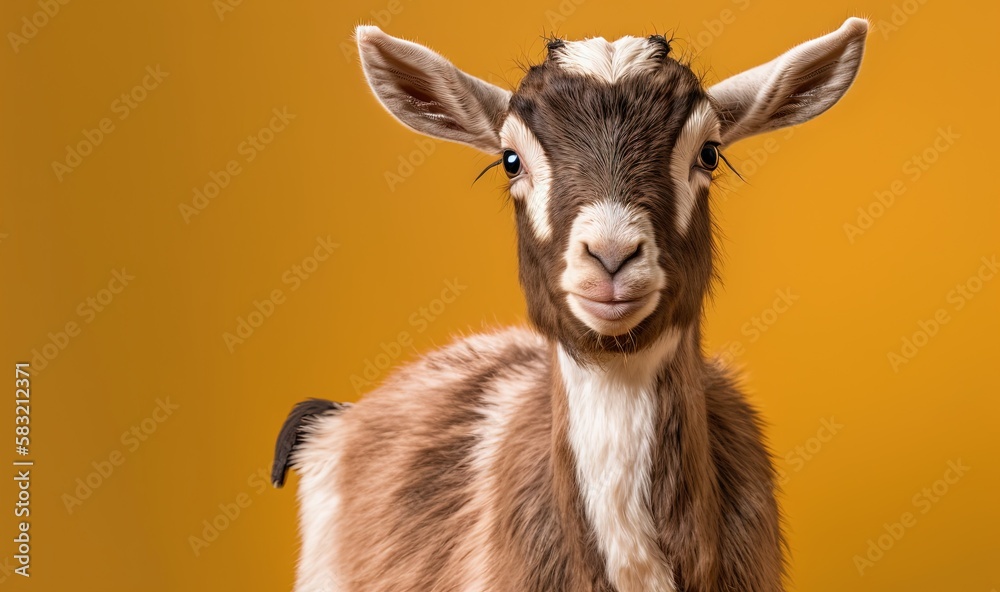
[570,293,652,323]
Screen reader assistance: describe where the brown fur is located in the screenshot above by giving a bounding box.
[301,327,782,591]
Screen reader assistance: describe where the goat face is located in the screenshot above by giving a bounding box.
[501,39,719,356]
[356,19,868,357]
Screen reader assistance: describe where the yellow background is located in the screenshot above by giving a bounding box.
[1,0,997,590]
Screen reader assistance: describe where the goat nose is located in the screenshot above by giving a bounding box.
[585,242,642,276]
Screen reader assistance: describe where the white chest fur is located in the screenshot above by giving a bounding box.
[558,334,681,592]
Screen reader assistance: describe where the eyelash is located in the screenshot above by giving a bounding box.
[474,158,504,184]
[716,150,743,182]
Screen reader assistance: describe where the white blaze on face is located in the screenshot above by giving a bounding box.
[500,115,553,241]
[560,200,666,336]
[671,100,720,233]
[553,36,664,83]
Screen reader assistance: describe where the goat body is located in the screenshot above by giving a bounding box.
[281,328,781,591]
[274,17,869,592]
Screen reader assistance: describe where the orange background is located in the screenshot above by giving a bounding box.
[1,0,997,590]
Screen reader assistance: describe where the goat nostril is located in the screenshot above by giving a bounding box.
[624,243,642,264]
[585,242,642,276]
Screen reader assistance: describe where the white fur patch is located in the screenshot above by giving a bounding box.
[553,36,663,83]
[560,331,683,592]
[500,115,553,240]
[293,415,347,592]
[670,100,720,234]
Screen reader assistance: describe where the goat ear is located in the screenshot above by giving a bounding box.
[708,17,868,146]
[355,26,511,154]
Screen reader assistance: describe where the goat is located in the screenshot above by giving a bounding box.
[273,17,869,592]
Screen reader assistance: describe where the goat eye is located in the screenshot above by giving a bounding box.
[698,143,720,171]
[502,149,522,178]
